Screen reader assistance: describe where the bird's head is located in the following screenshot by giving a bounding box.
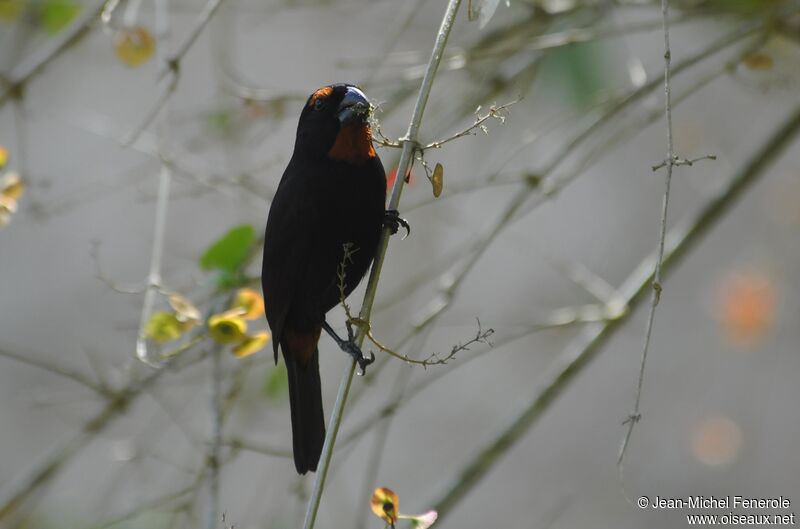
[295,84,377,164]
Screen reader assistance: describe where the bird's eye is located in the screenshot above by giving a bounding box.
[314,99,324,110]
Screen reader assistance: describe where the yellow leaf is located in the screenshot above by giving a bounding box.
[232,331,271,358]
[208,313,247,344]
[0,146,7,168]
[145,311,184,343]
[371,487,399,527]
[1,172,24,201]
[231,288,265,320]
[168,292,201,323]
[114,26,156,67]
[431,163,443,198]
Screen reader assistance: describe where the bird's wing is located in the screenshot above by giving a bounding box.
[261,163,318,363]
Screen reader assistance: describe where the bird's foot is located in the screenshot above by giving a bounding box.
[322,321,375,375]
[384,209,410,239]
[342,340,375,376]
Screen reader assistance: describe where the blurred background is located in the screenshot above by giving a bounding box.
[1,0,800,528]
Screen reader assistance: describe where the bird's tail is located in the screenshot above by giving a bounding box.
[281,334,325,474]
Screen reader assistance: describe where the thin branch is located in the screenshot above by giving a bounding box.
[206,346,223,529]
[0,348,109,396]
[123,0,228,146]
[301,2,464,528]
[617,0,694,470]
[0,0,106,108]
[430,104,800,519]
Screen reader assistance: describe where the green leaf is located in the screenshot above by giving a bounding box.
[200,224,256,273]
[41,0,80,35]
[264,364,288,401]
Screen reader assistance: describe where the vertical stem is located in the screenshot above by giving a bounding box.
[618,0,676,466]
[206,346,223,529]
[301,2,463,528]
[135,0,173,366]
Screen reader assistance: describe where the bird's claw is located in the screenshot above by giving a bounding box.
[343,341,375,375]
[384,209,410,240]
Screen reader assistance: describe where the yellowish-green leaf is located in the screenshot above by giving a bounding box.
[41,0,80,34]
[431,163,443,198]
[371,487,399,527]
[145,311,184,343]
[208,312,247,344]
[200,224,256,273]
[114,26,156,67]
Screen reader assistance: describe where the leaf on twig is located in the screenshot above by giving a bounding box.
[145,311,184,343]
[371,487,399,527]
[114,26,156,67]
[231,288,265,320]
[233,331,270,358]
[168,293,201,325]
[200,224,256,274]
[41,0,81,34]
[431,163,444,198]
[370,487,439,529]
[208,312,248,345]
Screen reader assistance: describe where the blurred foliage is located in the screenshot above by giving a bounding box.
[264,363,288,400]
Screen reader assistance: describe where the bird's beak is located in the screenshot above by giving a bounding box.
[337,86,370,126]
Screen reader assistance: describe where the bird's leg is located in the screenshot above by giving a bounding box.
[383,209,410,239]
[322,321,375,375]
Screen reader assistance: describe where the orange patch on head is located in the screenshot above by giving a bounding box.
[328,123,377,164]
[284,327,321,365]
[308,86,333,107]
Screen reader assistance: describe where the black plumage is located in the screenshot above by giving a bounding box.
[261,84,386,474]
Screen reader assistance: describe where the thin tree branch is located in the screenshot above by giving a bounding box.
[206,345,223,529]
[617,0,679,470]
[123,0,228,146]
[431,104,800,519]
[0,348,109,396]
[301,2,463,528]
[0,0,106,108]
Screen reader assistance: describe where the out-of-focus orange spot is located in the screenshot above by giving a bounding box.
[371,487,399,527]
[714,271,776,347]
[691,415,742,466]
[0,146,8,168]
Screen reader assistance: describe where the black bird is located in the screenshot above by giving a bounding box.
[262,84,405,474]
